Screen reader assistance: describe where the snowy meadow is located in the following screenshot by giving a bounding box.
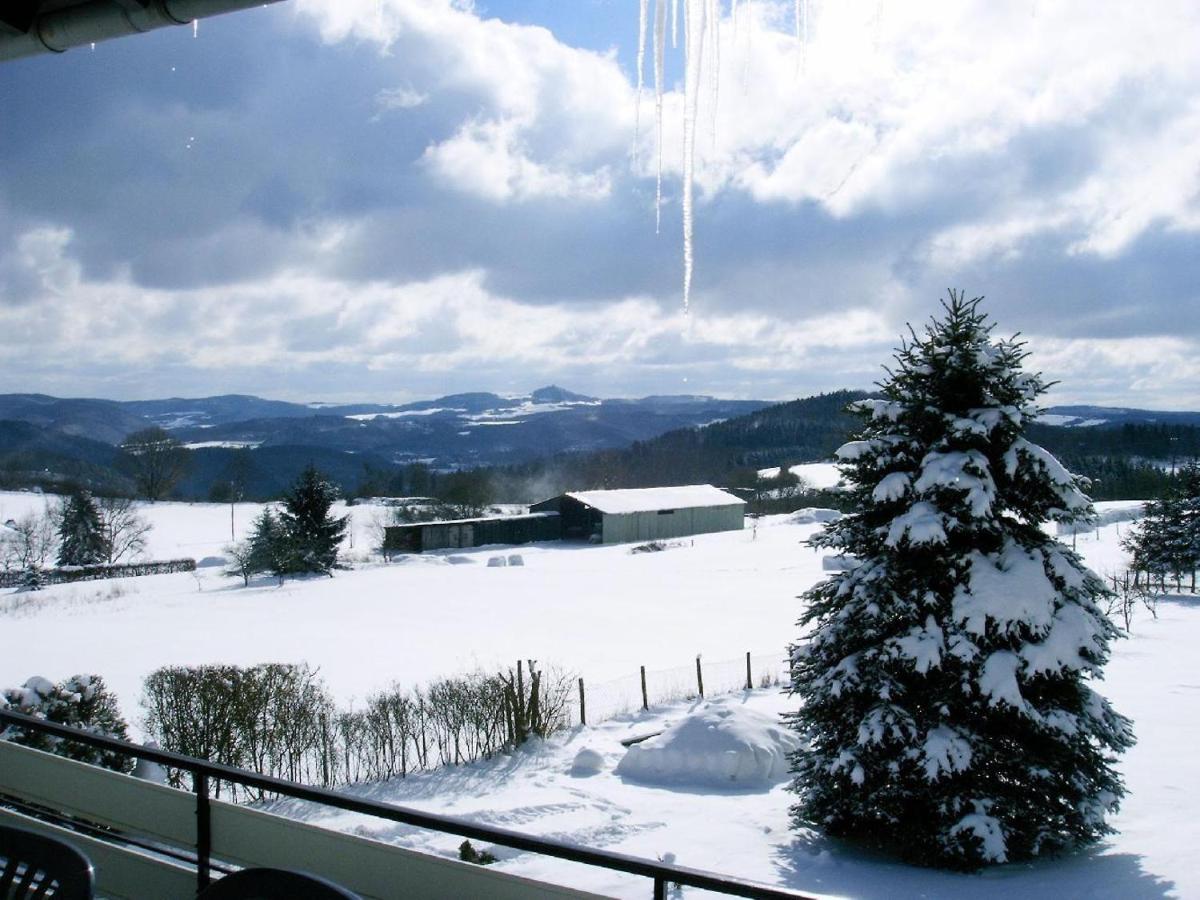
[0,490,1193,898]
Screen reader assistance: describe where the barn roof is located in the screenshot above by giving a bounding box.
[564,485,744,515]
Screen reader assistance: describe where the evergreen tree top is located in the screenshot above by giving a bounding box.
[822,292,1093,563]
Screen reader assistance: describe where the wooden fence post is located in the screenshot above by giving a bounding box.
[578,677,586,726]
[695,656,704,698]
[745,652,752,690]
[640,666,649,711]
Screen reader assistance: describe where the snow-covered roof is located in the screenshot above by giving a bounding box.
[565,485,744,514]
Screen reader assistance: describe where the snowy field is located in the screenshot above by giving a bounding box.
[757,462,845,491]
[0,492,1195,898]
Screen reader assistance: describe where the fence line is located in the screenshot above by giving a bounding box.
[567,650,791,727]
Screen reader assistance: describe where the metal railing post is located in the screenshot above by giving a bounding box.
[195,772,212,891]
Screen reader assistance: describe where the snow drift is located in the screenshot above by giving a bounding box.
[615,696,799,789]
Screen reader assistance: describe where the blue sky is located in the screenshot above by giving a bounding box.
[0,0,1198,407]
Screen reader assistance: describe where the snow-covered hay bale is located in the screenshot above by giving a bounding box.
[822,554,858,572]
[788,508,842,525]
[615,697,799,789]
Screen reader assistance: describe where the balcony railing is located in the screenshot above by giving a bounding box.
[0,709,818,900]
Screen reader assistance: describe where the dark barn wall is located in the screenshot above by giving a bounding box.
[530,496,599,540]
[384,513,561,554]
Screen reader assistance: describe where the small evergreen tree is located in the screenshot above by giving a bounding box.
[56,488,110,566]
[1122,461,1200,588]
[278,465,348,575]
[245,508,288,583]
[787,293,1134,870]
[18,564,45,592]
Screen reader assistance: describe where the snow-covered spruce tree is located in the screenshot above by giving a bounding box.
[245,507,288,583]
[786,293,1134,870]
[56,488,109,566]
[278,465,348,575]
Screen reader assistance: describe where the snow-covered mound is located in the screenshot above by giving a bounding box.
[788,507,842,525]
[615,697,800,789]
[570,747,605,776]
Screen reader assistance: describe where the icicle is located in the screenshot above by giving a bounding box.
[192,18,198,38]
[708,0,720,149]
[672,0,679,48]
[803,0,809,69]
[681,0,707,314]
[635,0,648,161]
[653,0,667,234]
[794,0,808,71]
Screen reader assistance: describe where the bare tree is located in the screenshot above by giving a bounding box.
[223,540,255,586]
[120,427,191,501]
[96,495,152,564]
[1,511,56,571]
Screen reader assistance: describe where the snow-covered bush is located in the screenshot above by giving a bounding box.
[787,293,1134,870]
[1,673,134,774]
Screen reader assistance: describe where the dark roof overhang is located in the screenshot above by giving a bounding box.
[0,0,286,62]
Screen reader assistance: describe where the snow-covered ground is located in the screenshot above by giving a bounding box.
[1,493,1194,898]
[757,462,845,491]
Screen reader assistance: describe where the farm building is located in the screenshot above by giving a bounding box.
[529,485,745,544]
[383,511,562,555]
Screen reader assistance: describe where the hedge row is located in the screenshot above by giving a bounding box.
[0,558,196,588]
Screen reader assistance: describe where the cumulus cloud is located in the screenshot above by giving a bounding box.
[4,221,1193,407]
[0,0,1198,405]
[298,0,631,202]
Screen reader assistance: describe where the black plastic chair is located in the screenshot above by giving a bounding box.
[197,867,362,900]
[0,823,94,900]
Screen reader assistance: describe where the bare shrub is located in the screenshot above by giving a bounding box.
[142,660,575,793]
[142,663,333,799]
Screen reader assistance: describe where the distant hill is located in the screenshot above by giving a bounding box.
[494,393,1200,503]
[0,394,147,445]
[2,387,1197,502]
[0,387,771,499]
[494,390,870,500]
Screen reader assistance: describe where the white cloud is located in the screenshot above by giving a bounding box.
[620,1,1200,263]
[423,118,612,202]
[297,0,631,201]
[374,84,428,112]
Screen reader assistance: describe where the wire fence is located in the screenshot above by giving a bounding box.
[564,650,791,726]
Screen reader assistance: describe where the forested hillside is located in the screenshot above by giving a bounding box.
[494,394,1199,503]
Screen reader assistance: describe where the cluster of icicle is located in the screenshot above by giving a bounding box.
[636,1,807,313]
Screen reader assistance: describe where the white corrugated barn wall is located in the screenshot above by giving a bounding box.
[599,504,743,544]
